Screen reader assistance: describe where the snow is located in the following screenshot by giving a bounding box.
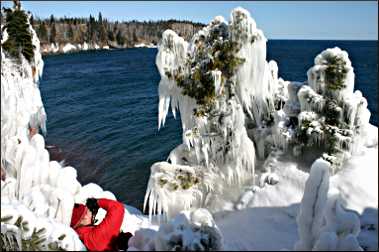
[216,206,299,250]
[83,42,89,50]
[51,43,59,53]
[62,43,77,53]
[134,43,146,48]
[128,208,223,251]
[134,43,157,48]
[212,145,377,251]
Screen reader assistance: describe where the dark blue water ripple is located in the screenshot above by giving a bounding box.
[40,42,378,210]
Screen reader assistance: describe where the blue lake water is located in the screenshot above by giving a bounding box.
[40,40,378,209]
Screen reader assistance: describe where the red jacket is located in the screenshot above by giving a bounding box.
[75,198,125,251]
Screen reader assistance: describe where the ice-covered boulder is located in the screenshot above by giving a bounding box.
[128,208,223,251]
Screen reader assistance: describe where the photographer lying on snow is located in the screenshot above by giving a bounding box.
[70,198,133,251]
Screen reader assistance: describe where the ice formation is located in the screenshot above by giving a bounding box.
[1,7,84,246]
[145,6,292,219]
[143,6,376,251]
[282,47,372,172]
[295,158,331,250]
[0,6,119,251]
[128,208,223,251]
[295,158,363,251]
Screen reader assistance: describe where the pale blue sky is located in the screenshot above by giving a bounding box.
[2,1,378,40]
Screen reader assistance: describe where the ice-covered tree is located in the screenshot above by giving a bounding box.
[2,7,34,62]
[296,48,371,172]
[144,7,285,219]
[267,47,373,173]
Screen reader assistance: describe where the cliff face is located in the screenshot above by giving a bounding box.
[30,16,205,53]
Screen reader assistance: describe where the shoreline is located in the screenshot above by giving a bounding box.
[41,42,158,56]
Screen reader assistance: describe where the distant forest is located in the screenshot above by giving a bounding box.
[29,13,205,47]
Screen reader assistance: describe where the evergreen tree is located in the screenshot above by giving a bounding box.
[97,12,107,45]
[87,14,98,43]
[2,8,34,62]
[50,24,56,44]
[67,25,74,40]
[132,31,138,42]
[29,14,34,26]
[107,30,115,41]
[116,30,125,45]
[99,25,107,44]
[36,21,48,42]
[49,14,55,25]
[98,12,103,24]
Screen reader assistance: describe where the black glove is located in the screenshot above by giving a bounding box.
[86,198,99,216]
[116,232,133,251]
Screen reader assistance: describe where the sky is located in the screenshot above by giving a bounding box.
[2,1,378,40]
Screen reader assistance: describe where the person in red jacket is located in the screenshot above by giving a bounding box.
[70,198,126,251]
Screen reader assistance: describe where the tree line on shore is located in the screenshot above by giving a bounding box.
[30,13,205,48]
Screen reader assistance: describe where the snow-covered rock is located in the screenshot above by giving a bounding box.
[62,43,77,53]
[134,43,146,48]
